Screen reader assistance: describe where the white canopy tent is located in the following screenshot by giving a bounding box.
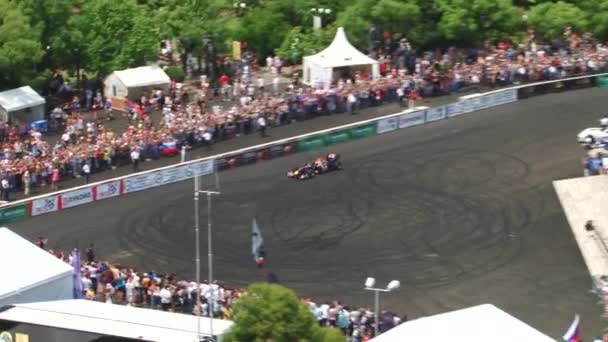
[103,65,170,107]
[0,86,46,124]
[370,304,555,342]
[0,228,73,307]
[302,27,379,88]
[0,299,234,342]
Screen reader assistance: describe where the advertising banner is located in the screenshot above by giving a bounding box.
[597,75,608,88]
[376,116,399,134]
[459,97,479,114]
[477,94,493,110]
[324,129,352,145]
[123,171,163,194]
[425,106,446,122]
[398,110,425,129]
[494,89,518,105]
[297,136,326,152]
[189,160,214,176]
[0,204,29,224]
[95,181,122,201]
[160,166,189,185]
[239,151,259,165]
[30,195,60,216]
[446,102,464,117]
[350,123,377,139]
[267,142,296,159]
[60,187,94,209]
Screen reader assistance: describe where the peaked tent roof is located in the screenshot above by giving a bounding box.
[370,304,554,342]
[0,228,72,301]
[0,86,46,112]
[306,27,378,68]
[112,65,171,88]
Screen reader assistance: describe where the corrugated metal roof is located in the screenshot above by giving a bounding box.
[0,86,45,112]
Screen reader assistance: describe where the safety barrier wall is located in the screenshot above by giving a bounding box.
[2,72,607,224]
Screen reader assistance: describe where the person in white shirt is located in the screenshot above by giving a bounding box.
[257,115,267,137]
[272,77,280,94]
[160,287,172,311]
[600,115,608,129]
[82,163,91,184]
[130,149,140,172]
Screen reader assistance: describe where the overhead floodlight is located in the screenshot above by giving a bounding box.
[387,280,400,291]
[365,277,376,288]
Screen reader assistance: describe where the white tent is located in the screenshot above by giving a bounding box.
[302,27,379,88]
[103,65,170,103]
[370,304,555,342]
[0,299,234,342]
[0,228,73,307]
[0,86,46,124]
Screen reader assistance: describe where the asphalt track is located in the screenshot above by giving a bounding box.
[11,88,607,337]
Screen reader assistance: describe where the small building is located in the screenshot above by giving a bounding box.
[103,65,170,110]
[0,86,46,124]
[0,228,73,307]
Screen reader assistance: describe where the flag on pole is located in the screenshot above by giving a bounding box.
[251,218,265,265]
[70,249,83,299]
[563,314,580,342]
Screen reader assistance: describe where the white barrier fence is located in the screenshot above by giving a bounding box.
[0,72,605,223]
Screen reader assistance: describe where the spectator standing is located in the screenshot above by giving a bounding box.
[257,115,267,137]
[131,148,141,172]
[86,244,95,263]
[51,167,60,190]
[82,163,91,184]
[1,177,10,201]
[22,170,30,195]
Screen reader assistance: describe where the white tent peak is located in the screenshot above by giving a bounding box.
[310,27,377,67]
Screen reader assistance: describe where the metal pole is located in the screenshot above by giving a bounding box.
[374,290,380,337]
[207,192,214,340]
[194,176,202,341]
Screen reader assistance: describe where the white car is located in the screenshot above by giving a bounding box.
[577,127,608,145]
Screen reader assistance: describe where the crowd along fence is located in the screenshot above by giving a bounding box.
[1,72,608,224]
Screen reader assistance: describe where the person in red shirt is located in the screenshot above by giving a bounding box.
[219,74,230,87]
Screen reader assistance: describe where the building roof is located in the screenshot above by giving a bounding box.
[111,65,171,88]
[0,299,234,342]
[370,304,554,342]
[0,228,72,301]
[305,27,378,68]
[0,86,46,112]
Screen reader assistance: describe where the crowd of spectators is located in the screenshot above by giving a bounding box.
[36,239,402,341]
[0,27,606,201]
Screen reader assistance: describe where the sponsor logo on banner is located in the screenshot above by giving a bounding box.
[376,117,399,134]
[426,106,446,122]
[478,95,492,110]
[398,110,425,128]
[189,160,214,176]
[60,187,94,209]
[31,196,59,216]
[124,172,161,193]
[160,166,188,185]
[96,181,121,200]
[459,98,479,114]
[0,204,29,224]
[446,102,464,117]
[495,89,517,105]
[325,130,351,144]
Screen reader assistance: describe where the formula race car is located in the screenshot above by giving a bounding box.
[287,153,343,180]
[578,127,608,147]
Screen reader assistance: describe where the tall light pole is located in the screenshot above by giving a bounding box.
[310,7,331,30]
[194,175,220,342]
[364,277,400,337]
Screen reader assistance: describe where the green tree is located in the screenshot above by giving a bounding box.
[526,1,588,40]
[436,0,523,45]
[0,0,44,90]
[235,7,290,59]
[223,283,321,342]
[72,0,160,76]
[580,0,608,40]
[275,26,335,64]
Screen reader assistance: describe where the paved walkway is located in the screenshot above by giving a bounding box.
[554,176,608,279]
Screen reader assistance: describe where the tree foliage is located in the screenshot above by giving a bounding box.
[526,1,589,40]
[71,0,159,76]
[0,0,44,89]
[223,283,335,342]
